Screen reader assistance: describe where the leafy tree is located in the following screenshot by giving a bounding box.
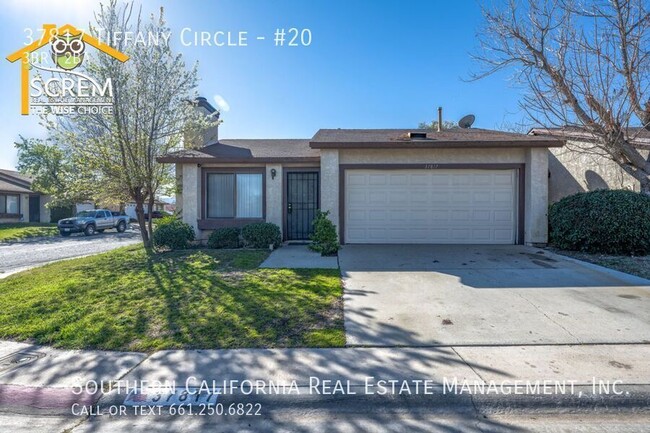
[15,136,93,207]
[418,120,458,130]
[47,1,211,246]
[472,0,650,192]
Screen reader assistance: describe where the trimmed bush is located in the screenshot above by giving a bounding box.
[207,227,241,249]
[50,205,75,223]
[549,189,650,255]
[241,222,281,249]
[152,218,195,250]
[309,210,340,256]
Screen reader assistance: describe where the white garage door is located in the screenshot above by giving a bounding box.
[344,169,518,244]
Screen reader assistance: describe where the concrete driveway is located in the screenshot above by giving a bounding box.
[339,245,650,346]
[0,230,141,278]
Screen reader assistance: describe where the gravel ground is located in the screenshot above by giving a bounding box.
[548,247,650,281]
[0,229,141,278]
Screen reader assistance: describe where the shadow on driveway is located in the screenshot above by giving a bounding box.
[339,245,650,346]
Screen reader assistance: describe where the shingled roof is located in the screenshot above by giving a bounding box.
[529,127,650,145]
[0,179,33,194]
[310,128,564,148]
[0,169,35,194]
[158,128,564,163]
[157,139,318,163]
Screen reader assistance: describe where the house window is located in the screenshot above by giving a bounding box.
[206,173,263,219]
[0,194,20,214]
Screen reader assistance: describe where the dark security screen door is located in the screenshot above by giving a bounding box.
[29,196,40,222]
[286,172,319,240]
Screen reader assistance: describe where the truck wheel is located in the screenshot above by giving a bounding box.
[84,224,96,236]
[116,221,127,233]
[60,231,71,237]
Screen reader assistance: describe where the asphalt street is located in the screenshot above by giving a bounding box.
[0,230,141,278]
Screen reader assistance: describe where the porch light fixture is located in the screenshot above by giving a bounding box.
[271,168,277,179]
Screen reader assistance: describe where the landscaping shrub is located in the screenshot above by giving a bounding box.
[241,222,281,248]
[49,205,74,222]
[549,189,650,255]
[309,210,340,256]
[207,227,241,249]
[152,218,195,250]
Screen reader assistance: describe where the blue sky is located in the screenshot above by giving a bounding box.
[0,0,526,170]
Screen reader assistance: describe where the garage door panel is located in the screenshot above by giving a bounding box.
[472,210,492,222]
[389,174,408,186]
[494,173,515,185]
[451,191,471,204]
[345,169,517,244]
[368,191,386,204]
[410,174,429,186]
[388,191,408,205]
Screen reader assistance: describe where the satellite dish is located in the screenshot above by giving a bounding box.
[458,114,475,129]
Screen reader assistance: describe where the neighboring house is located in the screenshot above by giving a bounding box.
[75,200,167,220]
[0,169,50,223]
[75,202,96,214]
[123,200,166,220]
[160,114,564,246]
[529,127,646,203]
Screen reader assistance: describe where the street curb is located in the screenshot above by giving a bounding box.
[542,248,650,286]
[4,384,647,418]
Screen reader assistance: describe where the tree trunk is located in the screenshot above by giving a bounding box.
[134,195,151,247]
[146,196,155,245]
[640,177,650,195]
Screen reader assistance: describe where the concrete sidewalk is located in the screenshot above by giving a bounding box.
[260,244,339,269]
[1,341,649,413]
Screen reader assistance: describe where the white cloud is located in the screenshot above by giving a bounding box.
[213,94,230,112]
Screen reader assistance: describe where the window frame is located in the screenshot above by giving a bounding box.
[0,193,21,216]
[202,168,265,221]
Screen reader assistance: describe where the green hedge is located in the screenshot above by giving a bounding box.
[241,222,281,249]
[152,218,195,250]
[549,190,650,255]
[207,227,241,249]
[50,205,75,223]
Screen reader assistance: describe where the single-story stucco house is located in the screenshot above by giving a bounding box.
[0,168,50,223]
[159,108,565,246]
[529,127,647,203]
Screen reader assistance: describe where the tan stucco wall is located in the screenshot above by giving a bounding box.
[181,163,200,236]
[319,149,340,236]
[339,148,527,164]
[549,140,640,203]
[525,148,549,245]
[20,194,28,220]
[40,195,51,223]
[266,164,283,237]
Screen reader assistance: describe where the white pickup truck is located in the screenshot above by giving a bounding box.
[57,209,129,237]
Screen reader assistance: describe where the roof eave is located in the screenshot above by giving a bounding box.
[157,156,321,164]
[309,140,565,149]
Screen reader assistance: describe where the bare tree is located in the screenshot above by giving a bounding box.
[472,0,650,192]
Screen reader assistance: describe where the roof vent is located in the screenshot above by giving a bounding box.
[408,132,427,140]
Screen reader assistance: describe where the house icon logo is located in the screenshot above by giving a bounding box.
[6,24,129,115]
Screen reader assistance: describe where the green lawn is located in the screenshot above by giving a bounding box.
[0,245,344,352]
[0,223,58,242]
